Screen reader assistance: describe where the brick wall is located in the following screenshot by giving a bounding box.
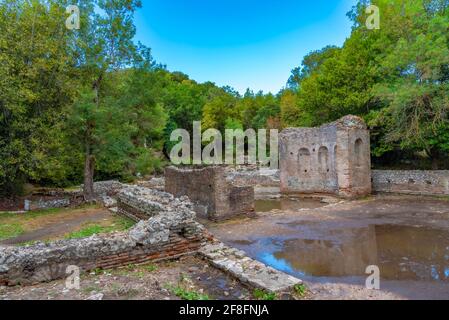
[0,186,211,286]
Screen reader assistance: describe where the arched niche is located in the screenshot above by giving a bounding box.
[354,138,363,167]
[318,146,329,173]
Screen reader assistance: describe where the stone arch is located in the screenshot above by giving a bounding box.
[354,138,363,167]
[318,146,329,173]
[298,148,311,174]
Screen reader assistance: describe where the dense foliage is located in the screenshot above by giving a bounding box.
[1,0,448,196]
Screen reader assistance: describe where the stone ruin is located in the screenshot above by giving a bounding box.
[0,185,303,296]
[165,166,255,221]
[279,115,372,198]
[0,186,209,286]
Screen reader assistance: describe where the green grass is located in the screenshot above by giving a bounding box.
[166,274,210,300]
[144,264,158,272]
[64,216,134,239]
[253,289,277,300]
[293,283,308,298]
[0,222,24,241]
[170,286,210,300]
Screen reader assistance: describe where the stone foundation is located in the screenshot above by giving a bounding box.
[165,166,255,221]
[199,242,302,296]
[0,187,210,286]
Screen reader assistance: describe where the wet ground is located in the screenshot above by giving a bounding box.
[255,197,326,212]
[0,256,251,300]
[207,195,449,300]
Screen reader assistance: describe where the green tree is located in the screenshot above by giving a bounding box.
[0,0,78,194]
[68,0,145,200]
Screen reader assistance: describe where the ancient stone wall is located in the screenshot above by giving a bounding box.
[372,170,449,196]
[0,187,209,286]
[280,115,371,198]
[165,166,255,221]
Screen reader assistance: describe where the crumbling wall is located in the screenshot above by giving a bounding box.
[165,166,255,221]
[0,187,209,286]
[372,170,449,196]
[280,115,371,198]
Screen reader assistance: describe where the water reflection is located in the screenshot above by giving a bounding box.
[231,224,449,282]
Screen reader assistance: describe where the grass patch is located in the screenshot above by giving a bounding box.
[167,274,210,301]
[0,204,102,242]
[170,286,210,300]
[65,224,108,239]
[144,264,158,272]
[0,222,24,241]
[64,216,134,239]
[293,283,308,298]
[253,289,277,300]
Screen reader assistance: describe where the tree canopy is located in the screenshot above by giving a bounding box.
[1,0,448,196]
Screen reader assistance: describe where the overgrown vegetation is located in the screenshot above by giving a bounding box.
[167,274,210,301]
[293,283,308,298]
[1,0,448,196]
[252,289,277,300]
[64,216,134,239]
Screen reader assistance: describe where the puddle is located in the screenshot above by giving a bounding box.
[229,224,449,282]
[255,198,325,212]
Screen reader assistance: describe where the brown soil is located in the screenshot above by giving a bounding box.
[0,256,251,301]
[206,194,449,300]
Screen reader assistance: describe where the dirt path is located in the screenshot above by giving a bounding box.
[1,209,113,245]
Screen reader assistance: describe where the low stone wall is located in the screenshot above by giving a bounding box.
[93,180,126,197]
[372,170,449,196]
[0,187,209,286]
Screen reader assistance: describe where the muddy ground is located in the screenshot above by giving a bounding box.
[0,256,251,301]
[1,194,449,300]
[206,194,449,300]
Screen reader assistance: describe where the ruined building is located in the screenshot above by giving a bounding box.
[279,115,371,198]
[165,166,255,221]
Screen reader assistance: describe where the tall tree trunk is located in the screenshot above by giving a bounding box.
[431,156,439,170]
[83,75,101,202]
[429,148,439,170]
[83,152,95,202]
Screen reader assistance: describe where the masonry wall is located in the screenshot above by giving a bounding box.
[335,128,372,198]
[165,166,219,218]
[372,170,449,196]
[280,126,338,194]
[165,166,254,221]
[0,186,210,286]
[280,116,371,198]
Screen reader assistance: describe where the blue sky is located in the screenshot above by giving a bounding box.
[134,0,357,94]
